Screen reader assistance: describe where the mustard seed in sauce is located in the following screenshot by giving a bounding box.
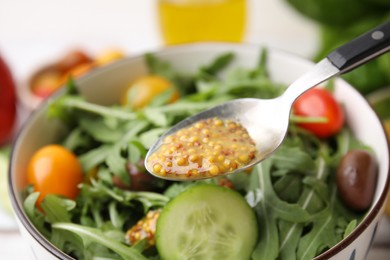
[147,117,259,179]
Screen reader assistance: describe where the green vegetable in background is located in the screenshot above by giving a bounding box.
[357,0,390,7]
[285,0,384,26]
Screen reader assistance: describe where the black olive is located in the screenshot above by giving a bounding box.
[336,149,378,211]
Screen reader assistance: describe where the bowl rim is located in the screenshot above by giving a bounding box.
[8,42,390,259]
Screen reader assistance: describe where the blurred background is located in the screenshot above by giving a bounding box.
[0,0,389,258]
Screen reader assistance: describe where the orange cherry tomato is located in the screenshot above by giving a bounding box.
[121,75,179,109]
[56,50,92,73]
[27,145,83,207]
[293,88,345,138]
[59,62,95,86]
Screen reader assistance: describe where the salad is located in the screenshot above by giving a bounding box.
[23,49,377,260]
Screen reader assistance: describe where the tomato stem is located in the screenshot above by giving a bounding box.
[290,115,328,124]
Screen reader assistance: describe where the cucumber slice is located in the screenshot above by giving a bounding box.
[156,184,258,260]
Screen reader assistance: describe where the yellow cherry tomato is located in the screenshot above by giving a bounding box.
[27,145,83,207]
[121,75,179,109]
[94,49,125,66]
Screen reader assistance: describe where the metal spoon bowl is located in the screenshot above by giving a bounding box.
[145,21,390,181]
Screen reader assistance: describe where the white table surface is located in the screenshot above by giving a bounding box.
[0,0,389,259]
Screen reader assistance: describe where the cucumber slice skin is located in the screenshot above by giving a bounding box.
[156,184,258,260]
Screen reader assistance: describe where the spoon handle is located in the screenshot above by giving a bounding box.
[327,21,390,73]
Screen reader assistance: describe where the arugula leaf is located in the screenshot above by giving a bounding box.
[248,160,280,260]
[127,140,146,164]
[55,96,137,121]
[139,128,167,149]
[249,159,319,260]
[271,145,317,174]
[249,161,313,222]
[273,174,303,203]
[143,108,168,127]
[197,52,234,79]
[23,192,50,237]
[106,152,129,185]
[53,223,147,260]
[326,128,372,167]
[62,127,92,151]
[148,88,176,108]
[41,195,75,223]
[343,219,358,239]
[79,145,112,172]
[108,201,125,230]
[277,219,303,260]
[78,116,130,143]
[296,188,340,260]
[79,120,148,182]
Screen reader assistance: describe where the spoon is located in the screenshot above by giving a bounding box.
[145,21,390,181]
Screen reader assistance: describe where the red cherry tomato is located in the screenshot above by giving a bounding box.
[27,145,83,207]
[293,88,345,138]
[0,55,17,145]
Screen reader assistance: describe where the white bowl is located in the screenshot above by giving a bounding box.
[8,43,390,259]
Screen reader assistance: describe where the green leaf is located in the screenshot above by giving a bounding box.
[79,145,112,172]
[145,53,175,79]
[53,223,147,260]
[23,192,50,237]
[149,88,176,107]
[249,160,313,260]
[296,189,340,260]
[139,128,167,149]
[97,166,113,184]
[62,127,91,151]
[143,108,168,127]
[328,128,372,167]
[249,162,312,223]
[256,48,268,76]
[61,96,137,121]
[117,121,150,147]
[343,219,358,239]
[271,146,317,174]
[64,77,78,95]
[273,174,303,203]
[41,195,75,223]
[106,152,129,185]
[198,52,234,76]
[278,219,303,260]
[127,140,146,164]
[79,117,127,143]
[23,192,40,220]
[248,161,279,260]
[108,201,125,230]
